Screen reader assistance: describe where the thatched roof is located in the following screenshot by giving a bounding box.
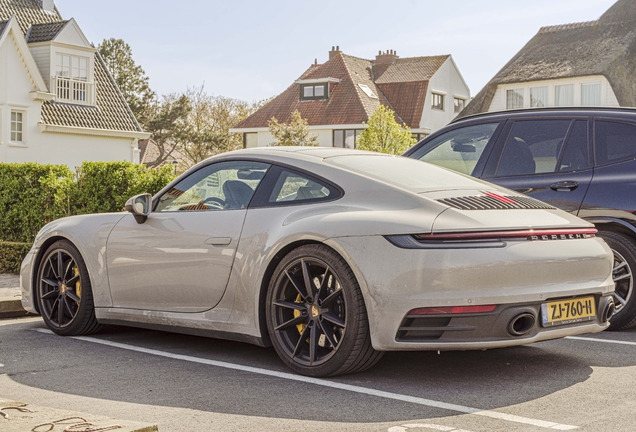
[460,0,636,118]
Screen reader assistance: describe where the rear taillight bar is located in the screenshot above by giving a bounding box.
[414,228,597,242]
[408,305,497,315]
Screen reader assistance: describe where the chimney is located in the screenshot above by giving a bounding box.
[41,0,55,12]
[374,49,399,65]
[329,45,341,60]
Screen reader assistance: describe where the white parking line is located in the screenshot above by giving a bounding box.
[36,329,577,430]
[388,424,473,432]
[565,336,636,346]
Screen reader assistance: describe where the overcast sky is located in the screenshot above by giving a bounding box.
[55,0,617,103]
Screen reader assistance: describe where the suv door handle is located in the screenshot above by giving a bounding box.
[550,181,579,192]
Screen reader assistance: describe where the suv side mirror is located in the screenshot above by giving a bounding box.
[125,193,152,224]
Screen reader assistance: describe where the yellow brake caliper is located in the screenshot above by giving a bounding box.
[74,266,81,302]
[293,294,306,334]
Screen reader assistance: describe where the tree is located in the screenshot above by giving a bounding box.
[356,106,416,155]
[98,38,155,127]
[143,94,192,168]
[175,85,260,164]
[268,110,319,146]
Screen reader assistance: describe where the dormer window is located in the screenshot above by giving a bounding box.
[301,83,328,101]
[53,53,94,105]
[296,77,340,102]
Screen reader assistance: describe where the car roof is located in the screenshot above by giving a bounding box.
[452,106,636,124]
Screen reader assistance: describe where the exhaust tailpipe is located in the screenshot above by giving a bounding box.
[508,313,536,336]
[602,298,615,323]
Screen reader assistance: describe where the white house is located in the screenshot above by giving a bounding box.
[461,0,635,117]
[0,0,149,168]
[231,47,469,147]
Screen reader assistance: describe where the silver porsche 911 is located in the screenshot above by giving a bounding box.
[21,147,615,377]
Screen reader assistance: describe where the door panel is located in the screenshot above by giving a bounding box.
[106,211,245,312]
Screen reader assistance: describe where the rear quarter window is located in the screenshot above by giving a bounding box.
[595,120,636,165]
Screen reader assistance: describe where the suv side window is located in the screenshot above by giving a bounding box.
[496,120,571,177]
[559,120,590,172]
[410,123,499,175]
[595,120,636,166]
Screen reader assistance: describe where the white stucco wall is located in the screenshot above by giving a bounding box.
[488,75,620,112]
[244,126,364,148]
[419,57,470,134]
[0,29,138,168]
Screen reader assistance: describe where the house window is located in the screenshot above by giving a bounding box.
[582,83,601,106]
[333,129,363,148]
[56,54,88,80]
[300,84,328,101]
[453,98,465,113]
[506,89,524,109]
[555,84,574,106]
[244,133,258,148]
[431,93,444,111]
[11,111,24,143]
[530,87,548,107]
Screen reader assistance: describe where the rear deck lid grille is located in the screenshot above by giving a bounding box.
[437,192,555,211]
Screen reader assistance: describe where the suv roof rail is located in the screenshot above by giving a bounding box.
[452,106,636,124]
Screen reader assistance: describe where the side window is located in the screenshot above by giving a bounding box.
[269,169,335,204]
[496,120,571,177]
[595,121,636,166]
[559,120,590,172]
[154,161,270,212]
[411,123,499,175]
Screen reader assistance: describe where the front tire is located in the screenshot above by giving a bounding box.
[266,244,383,377]
[36,240,101,336]
[598,232,636,330]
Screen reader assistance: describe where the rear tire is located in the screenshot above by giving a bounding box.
[598,232,636,330]
[266,244,383,377]
[36,240,101,336]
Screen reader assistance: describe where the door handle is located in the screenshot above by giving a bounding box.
[204,237,232,246]
[550,181,579,192]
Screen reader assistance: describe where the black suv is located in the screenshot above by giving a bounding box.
[405,107,636,330]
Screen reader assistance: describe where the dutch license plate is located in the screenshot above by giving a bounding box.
[541,296,596,327]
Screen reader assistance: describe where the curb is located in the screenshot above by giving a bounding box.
[0,288,28,319]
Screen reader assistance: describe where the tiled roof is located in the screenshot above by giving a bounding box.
[374,55,449,83]
[41,53,143,132]
[0,0,61,34]
[0,19,8,36]
[0,0,143,133]
[236,51,448,130]
[460,0,636,118]
[26,19,67,42]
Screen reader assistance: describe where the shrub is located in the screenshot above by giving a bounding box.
[0,241,32,273]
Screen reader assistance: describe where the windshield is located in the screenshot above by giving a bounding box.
[328,154,488,191]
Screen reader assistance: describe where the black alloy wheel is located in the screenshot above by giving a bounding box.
[598,232,636,330]
[37,240,100,336]
[266,244,382,377]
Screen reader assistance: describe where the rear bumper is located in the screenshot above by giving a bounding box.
[329,235,614,351]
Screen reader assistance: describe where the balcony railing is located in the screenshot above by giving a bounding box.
[53,76,95,105]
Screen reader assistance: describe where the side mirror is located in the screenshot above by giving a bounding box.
[125,193,152,224]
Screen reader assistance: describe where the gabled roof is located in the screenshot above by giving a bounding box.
[26,19,67,42]
[460,0,636,118]
[0,0,144,134]
[235,50,450,130]
[0,0,62,34]
[41,53,143,132]
[0,19,8,36]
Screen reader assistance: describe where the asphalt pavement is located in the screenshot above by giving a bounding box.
[1,314,635,431]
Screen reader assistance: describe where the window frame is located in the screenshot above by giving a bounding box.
[506,89,524,110]
[249,164,344,209]
[431,93,445,111]
[55,53,89,81]
[333,129,363,148]
[10,110,26,145]
[453,97,465,113]
[153,160,271,213]
[300,83,329,101]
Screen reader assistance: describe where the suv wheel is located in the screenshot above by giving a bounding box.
[598,231,636,330]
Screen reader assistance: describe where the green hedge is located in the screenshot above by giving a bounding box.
[0,161,174,244]
[0,241,32,273]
